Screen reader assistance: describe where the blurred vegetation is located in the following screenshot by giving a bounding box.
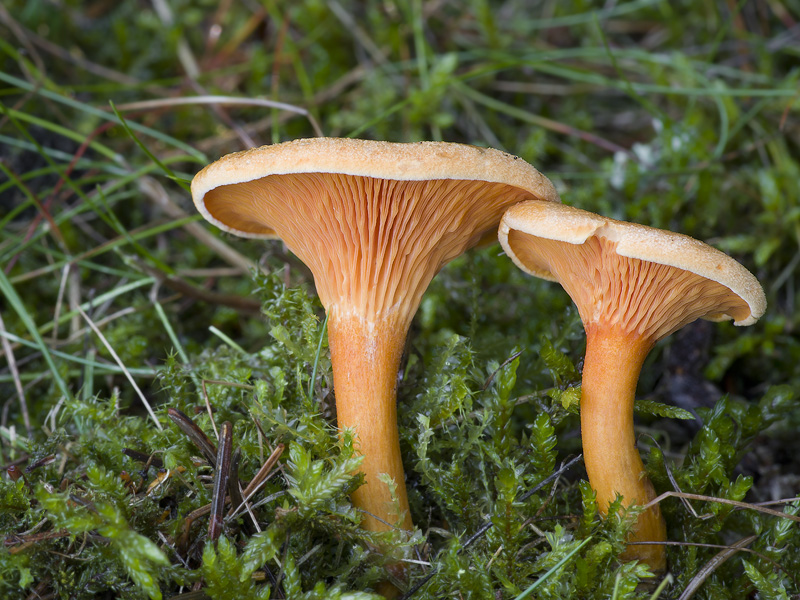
[2,0,800,598]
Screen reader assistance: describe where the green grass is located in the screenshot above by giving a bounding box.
[2,1,800,598]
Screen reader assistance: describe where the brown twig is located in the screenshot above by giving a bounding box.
[639,432,698,517]
[228,443,285,519]
[25,454,56,473]
[208,421,233,542]
[675,535,757,600]
[752,496,800,507]
[227,448,249,531]
[122,448,164,469]
[5,529,72,554]
[642,490,800,523]
[134,258,262,314]
[167,408,218,467]
[481,349,524,391]
[178,503,212,551]
[630,537,800,595]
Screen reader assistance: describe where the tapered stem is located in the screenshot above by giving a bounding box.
[327,311,413,533]
[581,324,667,571]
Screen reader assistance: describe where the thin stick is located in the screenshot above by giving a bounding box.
[640,432,698,517]
[209,422,233,542]
[201,380,220,440]
[0,312,31,436]
[115,95,319,124]
[642,490,800,523]
[178,503,212,550]
[77,306,162,430]
[630,538,800,593]
[116,94,323,139]
[481,349,524,391]
[134,258,261,314]
[676,535,757,600]
[228,443,285,519]
[752,496,800,507]
[167,408,217,467]
[227,449,247,530]
[122,448,163,469]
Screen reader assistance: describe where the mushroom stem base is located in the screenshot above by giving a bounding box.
[581,324,667,571]
[328,311,413,533]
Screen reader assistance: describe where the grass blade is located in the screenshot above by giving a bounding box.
[515,537,593,600]
[0,268,72,401]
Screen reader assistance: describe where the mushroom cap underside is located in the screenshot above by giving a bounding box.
[192,139,560,320]
[191,137,559,239]
[499,201,766,329]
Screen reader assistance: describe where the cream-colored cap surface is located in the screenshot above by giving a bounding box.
[191,137,559,239]
[499,201,766,326]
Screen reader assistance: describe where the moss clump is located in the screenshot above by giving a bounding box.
[3,1,800,597]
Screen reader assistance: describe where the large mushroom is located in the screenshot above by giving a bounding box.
[192,138,559,535]
[498,201,765,571]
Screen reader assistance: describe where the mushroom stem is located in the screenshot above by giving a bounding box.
[327,310,413,533]
[581,323,667,571]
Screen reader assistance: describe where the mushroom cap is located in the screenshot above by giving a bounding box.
[499,201,766,336]
[192,138,559,321]
[192,138,559,239]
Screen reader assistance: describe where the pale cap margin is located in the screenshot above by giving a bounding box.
[498,201,766,326]
[191,138,560,240]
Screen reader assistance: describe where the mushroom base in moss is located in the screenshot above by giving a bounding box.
[581,324,667,571]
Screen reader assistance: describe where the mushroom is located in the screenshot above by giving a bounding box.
[498,201,766,571]
[192,138,559,534]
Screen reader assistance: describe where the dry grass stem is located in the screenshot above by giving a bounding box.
[77,306,162,430]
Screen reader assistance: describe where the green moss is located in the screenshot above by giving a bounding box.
[3,0,800,597]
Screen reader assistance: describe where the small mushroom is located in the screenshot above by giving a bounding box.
[498,201,766,571]
[192,138,559,534]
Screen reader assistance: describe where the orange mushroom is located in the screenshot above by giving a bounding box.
[499,201,766,571]
[192,138,559,534]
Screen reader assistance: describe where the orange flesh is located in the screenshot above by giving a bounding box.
[205,174,533,320]
[581,324,666,570]
[327,311,412,532]
[507,232,750,570]
[507,234,749,340]
[205,173,535,533]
